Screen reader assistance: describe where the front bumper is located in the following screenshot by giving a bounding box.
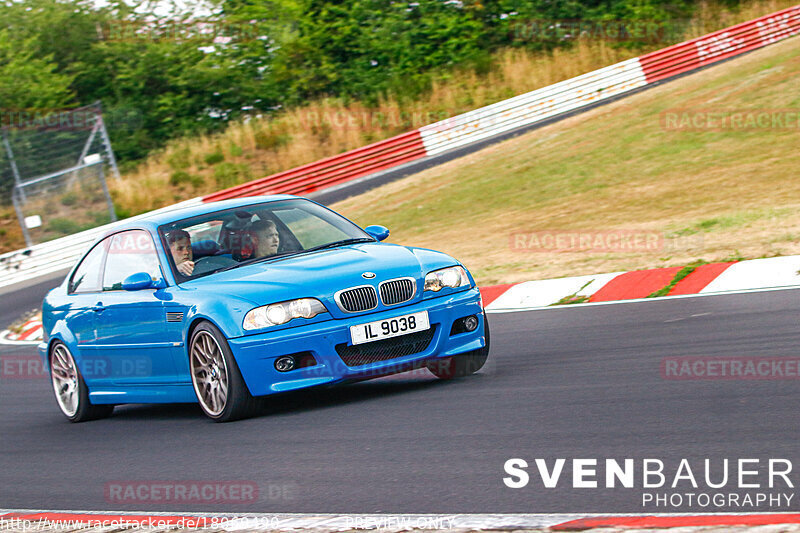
[229,287,485,397]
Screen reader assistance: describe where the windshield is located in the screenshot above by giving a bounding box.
[158,199,372,281]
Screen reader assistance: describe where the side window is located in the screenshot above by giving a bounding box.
[102,230,162,291]
[69,239,109,294]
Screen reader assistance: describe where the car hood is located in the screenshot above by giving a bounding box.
[181,242,460,318]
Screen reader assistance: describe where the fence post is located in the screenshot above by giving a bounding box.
[98,164,118,222]
[3,130,26,203]
[11,187,32,248]
[96,109,121,180]
[77,120,101,166]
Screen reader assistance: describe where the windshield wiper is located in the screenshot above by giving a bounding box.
[303,238,374,253]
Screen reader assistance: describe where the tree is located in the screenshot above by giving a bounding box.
[0,30,74,110]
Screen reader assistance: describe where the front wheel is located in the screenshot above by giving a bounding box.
[50,342,114,422]
[189,321,257,422]
[427,314,490,379]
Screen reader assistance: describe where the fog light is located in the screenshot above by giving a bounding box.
[463,315,479,332]
[275,356,296,372]
[450,315,480,336]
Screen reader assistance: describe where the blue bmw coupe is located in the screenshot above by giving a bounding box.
[40,196,489,422]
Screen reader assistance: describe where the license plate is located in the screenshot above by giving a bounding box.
[349,311,430,345]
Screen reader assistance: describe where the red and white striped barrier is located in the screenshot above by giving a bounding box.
[481,256,800,311]
[1,5,797,289]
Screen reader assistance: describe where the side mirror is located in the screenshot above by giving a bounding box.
[122,272,159,291]
[365,225,390,242]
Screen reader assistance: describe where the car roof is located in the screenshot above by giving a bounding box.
[109,194,305,234]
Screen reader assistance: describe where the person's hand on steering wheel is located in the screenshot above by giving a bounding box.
[176,260,195,276]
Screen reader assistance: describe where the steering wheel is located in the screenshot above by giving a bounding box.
[193,255,237,275]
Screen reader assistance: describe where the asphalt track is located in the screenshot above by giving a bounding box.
[1,280,799,514]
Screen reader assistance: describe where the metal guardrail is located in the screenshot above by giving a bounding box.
[418,58,647,156]
[640,6,800,82]
[203,130,426,201]
[1,4,797,290]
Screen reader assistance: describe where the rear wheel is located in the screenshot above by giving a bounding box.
[427,313,490,379]
[50,342,114,422]
[189,321,256,422]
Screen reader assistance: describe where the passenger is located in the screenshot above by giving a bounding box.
[166,229,194,276]
[251,219,280,257]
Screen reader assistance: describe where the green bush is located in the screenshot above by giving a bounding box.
[92,211,111,224]
[170,171,205,188]
[229,143,243,157]
[60,192,79,206]
[46,218,85,235]
[204,149,225,165]
[213,162,252,189]
[114,206,131,220]
[170,171,192,186]
[166,147,192,170]
[254,128,292,151]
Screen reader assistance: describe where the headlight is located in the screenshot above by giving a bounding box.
[243,298,327,330]
[424,266,471,292]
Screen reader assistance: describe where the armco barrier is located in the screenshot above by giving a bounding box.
[203,131,426,201]
[0,5,798,289]
[640,7,800,83]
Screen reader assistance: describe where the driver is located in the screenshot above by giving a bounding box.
[167,229,194,276]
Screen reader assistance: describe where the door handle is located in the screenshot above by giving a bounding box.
[92,303,106,313]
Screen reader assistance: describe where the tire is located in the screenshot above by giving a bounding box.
[189,321,257,422]
[427,313,490,379]
[49,342,114,423]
